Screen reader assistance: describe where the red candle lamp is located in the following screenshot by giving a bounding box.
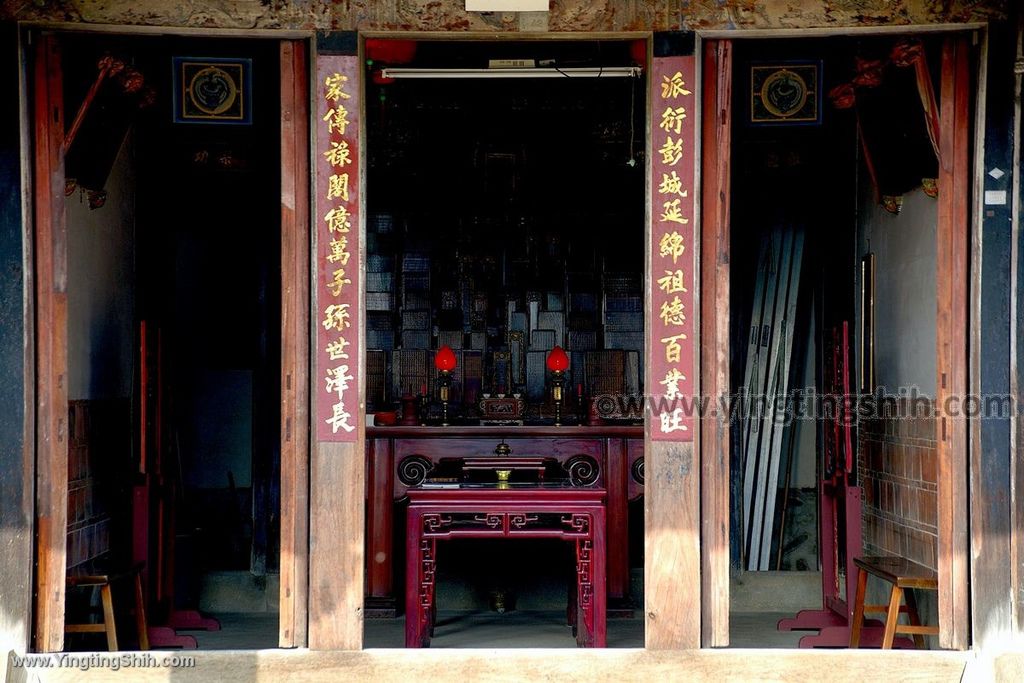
[546,345,569,425]
[435,345,457,425]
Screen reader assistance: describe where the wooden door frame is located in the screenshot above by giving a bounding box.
[697,29,976,650]
[24,22,977,655]
[279,37,312,649]
[25,25,313,651]
[935,32,971,651]
[31,31,68,654]
[698,37,732,648]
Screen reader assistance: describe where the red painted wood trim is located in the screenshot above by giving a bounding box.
[935,34,971,651]
[605,438,629,600]
[279,38,311,649]
[699,38,732,648]
[367,438,394,598]
[32,33,68,654]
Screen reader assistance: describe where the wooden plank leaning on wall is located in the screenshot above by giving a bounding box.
[936,32,971,651]
[699,38,732,649]
[32,32,69,654]
[279,38,311,649]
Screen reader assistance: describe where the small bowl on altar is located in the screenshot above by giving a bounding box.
[373,411,397,426]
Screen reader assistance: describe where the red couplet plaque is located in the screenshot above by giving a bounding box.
[315,55,361,442]
[648,56,696,442]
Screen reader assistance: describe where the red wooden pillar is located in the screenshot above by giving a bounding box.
[935,32,971,652]
[366,438,395,615]
[699,37,732,648]
[32,32,69,654]
[605,437,630,606]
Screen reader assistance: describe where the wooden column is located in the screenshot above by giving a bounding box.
[309,41,365,650]
[646,38,701,650]
[32,32,68,654]
[936,33,971,651]
[699,38,731,649]
[279,39,311,649]
[366,438,394,607]
[605,437,629,602]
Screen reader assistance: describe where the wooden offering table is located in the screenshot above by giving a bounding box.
[366,425,643,616]
[405,484,607,648]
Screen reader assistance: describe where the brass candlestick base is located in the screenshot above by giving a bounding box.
[438,370,452,426]
[550,370,566,426]
[490,589,510,613]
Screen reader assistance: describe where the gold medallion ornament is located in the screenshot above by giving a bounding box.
[750,63,820,125]
[188,66,237,116]
[174,58,250,124]
[760,69,808,118]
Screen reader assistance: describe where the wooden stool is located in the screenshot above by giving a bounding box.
[65,562,149,651]
[849,555,939,649]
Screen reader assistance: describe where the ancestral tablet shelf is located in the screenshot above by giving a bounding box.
[366,424,644,438]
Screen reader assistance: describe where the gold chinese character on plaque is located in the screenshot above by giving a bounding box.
[657,269,688,294]
[660,199,689,225]
[325,336,351,360]
[659,106,687,134]
[327,268,352,297]
[325,364,354,396]
[322,303,351,331]
[326,401,356,434]
[658,136,684,166]
[324,73,351,102]
[658,171,688,198]
[659,231,685,263]
[327,236,351,265]
[323,106,350,135]
[660,72,692,100]
[327,173,350,201]
[659,407,688,433]
[323,140,352,168]
[660,333,688,364]
[324,206,352,234]
[659,368,687,400]
[659,296,686,327]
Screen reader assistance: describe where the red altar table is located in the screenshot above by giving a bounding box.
[405,484,607,648]
[367,425,642,618]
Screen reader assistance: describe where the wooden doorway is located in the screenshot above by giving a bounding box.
[29,30,311,652]
[699,31,973,650]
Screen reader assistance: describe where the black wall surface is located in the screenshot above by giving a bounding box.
[973,12,1020,647]
[0,22,32,652]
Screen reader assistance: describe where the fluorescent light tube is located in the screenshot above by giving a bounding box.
[379,66,641,80]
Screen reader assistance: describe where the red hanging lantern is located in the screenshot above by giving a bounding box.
[546,345,569,372]
[365,39,417,64]
[629,39,647,68]
[435,345,457,372]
